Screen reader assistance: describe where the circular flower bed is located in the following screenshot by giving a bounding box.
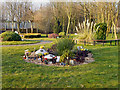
[23,45,95,67]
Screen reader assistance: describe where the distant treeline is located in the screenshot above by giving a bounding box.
[0,1,119,35]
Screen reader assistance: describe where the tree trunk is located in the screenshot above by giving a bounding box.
[25,21,28,33]
[12,21,14,32]
[5,23,7,31]
[84,2,87,23]
[17,22,20,33]
[26,28,28,33]
[106,13,110,36]
[73,19,76,33]
[111,24,114,38]
[62,16,65,32]
[97,2,100,23]
[97,13,100,23]
[89,12,91,23]
[37,28,39,33]
[113,22,117,39]
[22,22,25,33]
[29,20,33,33]
[101,8,104,23]
[66,16,70,35]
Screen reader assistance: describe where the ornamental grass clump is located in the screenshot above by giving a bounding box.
[56,38,75,56]
[75,20,100,41]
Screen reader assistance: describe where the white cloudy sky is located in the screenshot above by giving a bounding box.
[0,0,119,2]
[0,0,119,9]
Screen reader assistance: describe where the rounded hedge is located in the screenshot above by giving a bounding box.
[95,23,107,40]
[1,31,21,41]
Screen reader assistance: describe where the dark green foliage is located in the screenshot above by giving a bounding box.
[24,35,41,38]
[56,38,75,55]
[95,23,107,40]
[1,31,21,41]
[24,33,41,38]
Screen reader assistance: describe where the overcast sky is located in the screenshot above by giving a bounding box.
[0,0,119,10]
[0,0,119,2]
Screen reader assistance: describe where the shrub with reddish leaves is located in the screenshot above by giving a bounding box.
[47,44,57,55]
[48,33,59,38]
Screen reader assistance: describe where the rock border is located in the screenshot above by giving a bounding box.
[23,52,95,67]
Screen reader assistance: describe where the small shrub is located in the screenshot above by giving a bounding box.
[1,31,21,41]
[59,32,65,37]
[56,38,75,56]
[47,44,58,55]
[48,33,59,38]
[60,54,66,62]
[60,50,74,63]
[95,23,107,40]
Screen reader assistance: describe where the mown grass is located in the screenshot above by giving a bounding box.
[25,38,57,42]
[2,42,118,88]
[1,40,41,45]
[0,37,57,45]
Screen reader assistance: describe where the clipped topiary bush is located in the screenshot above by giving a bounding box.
[95,23,107,40]
[59,32,65,37]
[48,33,59,38]
[24,33,41,38]
[56,38,75,56]
[1,31,21,41]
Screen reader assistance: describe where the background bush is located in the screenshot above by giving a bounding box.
[48,33,59,38]
[24,33,41,38]
[56,38,75,55]
[95,23,107,40]
[59,32,65,37]
[1,31,21,41]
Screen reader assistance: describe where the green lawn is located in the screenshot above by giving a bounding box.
[1,40,41,45]
[24,38,57,42]
[2,42,118,88]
